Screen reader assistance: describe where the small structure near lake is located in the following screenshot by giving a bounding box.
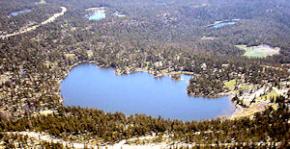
[114,11,126,18]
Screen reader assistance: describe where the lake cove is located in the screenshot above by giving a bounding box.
[61,64,235,121]
[86,7,106,21]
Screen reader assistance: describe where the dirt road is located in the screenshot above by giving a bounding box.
[0,7,67,39]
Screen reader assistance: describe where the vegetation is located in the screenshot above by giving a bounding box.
[0,96,289,147]
[0,0,290,148]
[224,79,237,91]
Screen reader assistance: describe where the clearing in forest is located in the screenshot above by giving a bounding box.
[236,44,280,58]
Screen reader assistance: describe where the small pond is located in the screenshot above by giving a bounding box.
[9,9,31,17]
[61,64,235,121]
[86,8,106,21]
[207,19,240,29]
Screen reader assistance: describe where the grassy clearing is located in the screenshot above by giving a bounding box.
[239,84,254,91]
[236,45,280,58]
[39,0,46,4]
[224,79,237,90]
[257,90,279,101]
[224,79,254,92]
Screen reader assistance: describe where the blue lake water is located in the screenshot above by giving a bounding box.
[87,11,106,21]
[208,19,239,29]
[61,64,235,121]
[10,9,31,17]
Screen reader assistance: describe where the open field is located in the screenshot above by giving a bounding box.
[224,79,237,90]
[236,45,280,58]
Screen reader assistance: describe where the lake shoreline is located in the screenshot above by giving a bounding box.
[59,62,247,121]
[59,60,288,121]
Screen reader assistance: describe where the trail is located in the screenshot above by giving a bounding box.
[0,7,67,39]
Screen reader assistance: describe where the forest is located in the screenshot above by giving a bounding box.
[0,95,289,147]
[0,0,290,148]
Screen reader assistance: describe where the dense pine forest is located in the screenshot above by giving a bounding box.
[0,96,289,147]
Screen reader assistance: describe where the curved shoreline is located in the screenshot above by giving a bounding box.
[58,62,239,121]
[56,61,288,121]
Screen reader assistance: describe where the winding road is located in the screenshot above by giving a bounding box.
[0,7,67,39]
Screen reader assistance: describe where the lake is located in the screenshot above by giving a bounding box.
[87,8,106,21]
[10,9,31,17]
[61,64,235,121]
[207,19,240,29]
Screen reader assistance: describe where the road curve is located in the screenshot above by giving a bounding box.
[0,7,67,39]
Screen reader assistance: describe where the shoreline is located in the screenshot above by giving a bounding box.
[57,62,248,121]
